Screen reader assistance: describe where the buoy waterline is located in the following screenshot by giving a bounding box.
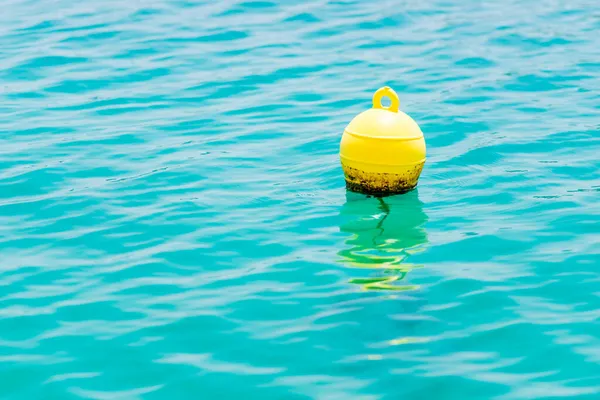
[339,86,426,196]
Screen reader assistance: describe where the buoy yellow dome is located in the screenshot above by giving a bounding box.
[339,86,426,196]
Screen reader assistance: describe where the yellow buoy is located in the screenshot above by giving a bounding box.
[339,86,426,196]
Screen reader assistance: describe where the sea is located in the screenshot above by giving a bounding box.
[1,0,599,399]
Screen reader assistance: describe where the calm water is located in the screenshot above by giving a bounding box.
[1,0,599,399]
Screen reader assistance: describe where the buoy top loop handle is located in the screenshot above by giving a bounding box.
[372,86,400,113]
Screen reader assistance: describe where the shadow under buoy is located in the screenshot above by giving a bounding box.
[337,190,429,291]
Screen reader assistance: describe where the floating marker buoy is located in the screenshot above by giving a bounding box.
[339,86,426,196]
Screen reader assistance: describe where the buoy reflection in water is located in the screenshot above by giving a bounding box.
[338,191,428,291]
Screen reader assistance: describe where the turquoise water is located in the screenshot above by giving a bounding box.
[1,0,599,398]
